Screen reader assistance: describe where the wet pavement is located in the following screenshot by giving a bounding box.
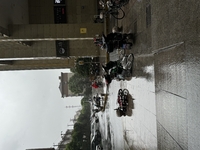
[1,0,200,149]
[98,55,157,150]
[97,0,200,150]
[155,41,200,150]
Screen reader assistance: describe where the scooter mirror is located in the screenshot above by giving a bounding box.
[100,12,104,19]
[99,0,105,7]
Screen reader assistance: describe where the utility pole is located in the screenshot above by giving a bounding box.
[66,105,81,108]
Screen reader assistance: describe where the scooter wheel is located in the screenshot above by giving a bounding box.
[118,89,123,95]
[123,89,129,95]
[116,109,123,117]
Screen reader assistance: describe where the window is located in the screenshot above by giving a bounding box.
[54,6,66,23]
[54,0,65,4]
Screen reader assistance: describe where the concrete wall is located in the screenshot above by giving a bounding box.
[29,0,54,24]
[0,0,104,71]
[25,0,103,58]
[28,0,97,24]
[0,58,75,71]
[8,23,103,39]
[66,0,97,23]
[3,23,103,58]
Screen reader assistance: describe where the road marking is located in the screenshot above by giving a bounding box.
[134,53,154,58]
[152,42,184,55]
[161,89,186,99]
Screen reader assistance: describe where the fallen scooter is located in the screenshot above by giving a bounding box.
[106,53,134,81]
[115,89,129,117]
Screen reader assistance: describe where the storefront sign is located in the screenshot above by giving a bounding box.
[54,6,66,23]
[80,28,87,34]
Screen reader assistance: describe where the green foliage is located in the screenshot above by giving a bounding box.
[66,57,94,149]
[81,97,91,106]
[66,98,91,150]
[68,73,91,94]
[84,86,92,97]
[70,67,76,73]
[74,58,93,77]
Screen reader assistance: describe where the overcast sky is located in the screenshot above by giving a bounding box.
[0,69,82,150]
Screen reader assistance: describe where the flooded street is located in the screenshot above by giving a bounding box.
[155,41,200,149]
[97,56,157,150]
[96,43,200,150]
[96,0,200,149]
[0,0,200,150]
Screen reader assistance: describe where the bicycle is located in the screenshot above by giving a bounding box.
[99,0,129,20]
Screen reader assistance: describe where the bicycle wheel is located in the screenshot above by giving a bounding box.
[110,7,125,20]
[127,53,134,62]
[118,49,125,60]
[126,54,134,69]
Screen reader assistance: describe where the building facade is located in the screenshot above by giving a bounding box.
[59,72,76,97]
[0,0,104,71]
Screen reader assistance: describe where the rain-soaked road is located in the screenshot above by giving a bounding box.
[155,41,200,150]
[97,55,157,150]
[95,0,200,150]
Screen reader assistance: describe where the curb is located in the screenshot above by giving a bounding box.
[104,17,110,63]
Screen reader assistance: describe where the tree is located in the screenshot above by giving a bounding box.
[73,58,92,77]
[65,98,91,150]
[68,73,90,94]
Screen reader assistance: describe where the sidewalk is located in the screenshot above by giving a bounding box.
[104,1,158,149]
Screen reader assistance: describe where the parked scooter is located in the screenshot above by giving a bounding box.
[92,93,104,111]
[115,89,129,117]
[100,32,133,53]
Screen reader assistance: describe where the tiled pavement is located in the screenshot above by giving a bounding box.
[106,0,200,149]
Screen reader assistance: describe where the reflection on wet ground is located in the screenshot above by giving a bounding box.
[126,93,135,116]
[133,54,154,81]
[98,0,200,149]
[102,39,200,149]
[97,57,157,149]
[155,41,200,149]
